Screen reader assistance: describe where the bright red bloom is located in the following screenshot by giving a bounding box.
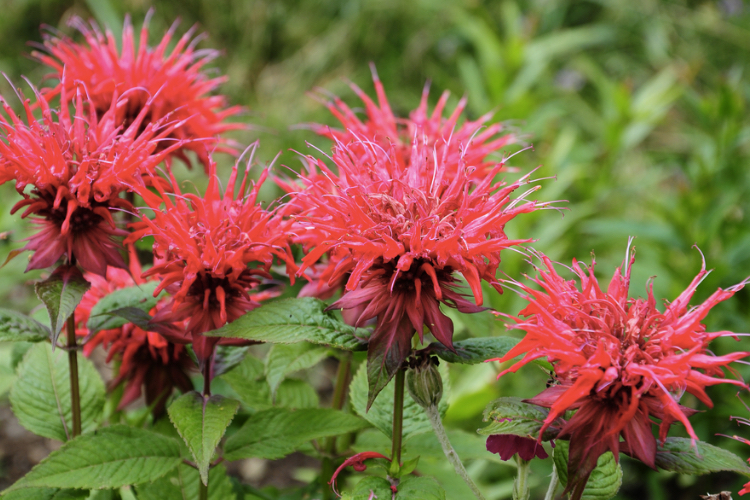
[75,250,192,417]
[491,247,749,499]
[328,451,390,496]
[126,151,295,363]
[34,13,241,171]
[308,66,516,180]
[293,130,548,400]
[0,82,181,275]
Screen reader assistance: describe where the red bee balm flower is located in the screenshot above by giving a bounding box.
[75,251,193,418]
[126,152,294,363]
[491,247,749,499]
[0,83,182,275]
[34,13,241,171]
[294,132,548,401]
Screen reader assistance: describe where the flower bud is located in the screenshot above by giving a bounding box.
[406,358,443,408]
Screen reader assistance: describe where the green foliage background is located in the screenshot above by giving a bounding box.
[1,0,750,498]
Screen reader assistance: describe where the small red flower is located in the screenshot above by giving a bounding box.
[293,128,548,399]
[490,245,749,498]
[328,451,390,497]
[0,82,181,275]
[126,150,295,364]
[76,249,193,417]
[486,434,549,461]
[34,13,242,171]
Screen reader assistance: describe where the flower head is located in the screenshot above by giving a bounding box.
[491,246,748,498]
[34,13,241,171]
[126,149,294,363]
[293,131,547,401]
[75,250,193,418]
[0,82,181,275]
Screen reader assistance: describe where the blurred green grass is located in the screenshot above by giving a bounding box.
[1,0,750,498]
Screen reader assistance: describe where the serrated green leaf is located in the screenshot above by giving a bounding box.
[86,282,160,335]
[347,476,445,500]
[478,397,557,440]
[348,477,392,500]
[654,437,750,476]
[204,298,367,351]
[350,361,448,441]
[212,345,250,378]
[223,408,370,461]
[136,463,236,500]
[265,343,329,399]
[6,426,181,491]
[0,488,88,500]
[34,267,90,345]
[0,309,50,343]
[10,343,104,441]
[430,337,519,365]
[167,392,240,485]
[554,441,622,500]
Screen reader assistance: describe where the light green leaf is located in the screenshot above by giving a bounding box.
[204,298,367,351]
[136,463,236,500]
[478,397,556,440]
[34,267,90,346]
[167,392,240,485]
[223,408,370,461]
[654,437,750,476]
[0,309,50,343]
[6,426,181,491]
[430,337,519,365]
[265,343,330,399]
[348,477,392,500]
[347,476,445,500]
[554,441,622,500]
[86,282,160,335]
[11,343,104,441]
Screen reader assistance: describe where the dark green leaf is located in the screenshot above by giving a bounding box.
[0,488,88,500]
[204,298,367,351]
[654,437,750,476]
[430,337,519,365]
[167,392,240,485]
[6,426,181,491]
[86,282,160,335]
[212,346,250,378]
[223,408,370,461]
[365,337,404,410]
[345,476,445,500]
[478,397,557,440]
[0,309,50,343]
[265,343,330,399]
[136,463,237,500]
[346,477,392,500]
[554,441,622,500]
[10,343,104,441]
[34,266,90,346]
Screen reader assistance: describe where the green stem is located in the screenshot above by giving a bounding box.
[66,313,82,437]
[321,354,352,499]
[544,461,559,500]
[200,356,212,498]
[199,481,208,500]
[391,369,405,464]
[513,456,530,500]
[425,404,486,500]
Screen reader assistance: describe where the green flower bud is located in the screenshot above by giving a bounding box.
[406,358,443,408]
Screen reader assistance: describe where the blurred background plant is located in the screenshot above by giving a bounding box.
[1,0,750,498]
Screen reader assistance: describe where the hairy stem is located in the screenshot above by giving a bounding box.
[513,456,530,500]
[391,369,405,464]
[321,354,353,499]
[66,313,82,437]
[200,355,213,498]
[425,404,486,500]
[544,461,559,500]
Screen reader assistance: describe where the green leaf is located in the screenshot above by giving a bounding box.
[365,339,402,410]
[136,463,236,500]
[347,476,445,500]
[167,392,240,486]
[0,488,88,500]
[0,309,50,343]
[430,337,519,365]
[6,426,181,491]
[86,282,160,335]
[204,298,367,351]
[478,397,557,440]
[223,408,370,461]
[554,441,622,500]
[34,266,90,346]
[654,437,750,476]
[212,345,250,378]
[10,343,105,441]
[265,343,330,399]
[350,361,447,441]
[348,477,392,500]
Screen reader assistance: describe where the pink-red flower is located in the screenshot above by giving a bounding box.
[292,129,548,400]
[0,82,182,275]
[75,249,193,417]
[126,151,295,364]
[491,247,749,499]
[34,13,241,171]
[486,434,549,461]
[328,452,391,497]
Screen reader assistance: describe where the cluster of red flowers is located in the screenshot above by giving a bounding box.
[491,247,748,498]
